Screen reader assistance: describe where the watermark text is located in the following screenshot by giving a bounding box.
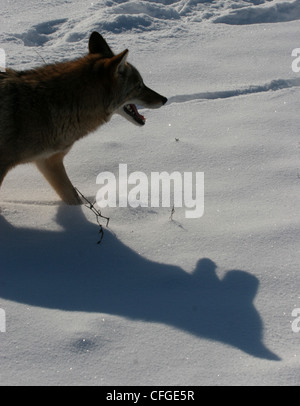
[0,308,6,333]
[0,48,6,72]
[96,164,204,218]
[292,48,300,73]
[291,308,300,333]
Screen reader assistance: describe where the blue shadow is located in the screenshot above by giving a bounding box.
[0,205,280,360]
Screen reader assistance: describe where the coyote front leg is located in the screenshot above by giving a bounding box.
[35,151,82,205]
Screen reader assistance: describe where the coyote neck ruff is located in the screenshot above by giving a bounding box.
[0,32,167,205]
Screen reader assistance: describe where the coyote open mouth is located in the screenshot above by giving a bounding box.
[123,104,146,125]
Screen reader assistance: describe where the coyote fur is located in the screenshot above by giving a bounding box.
[0,32,167,204]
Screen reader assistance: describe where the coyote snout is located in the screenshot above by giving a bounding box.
[0,31,167,205]
[120,84,168,126]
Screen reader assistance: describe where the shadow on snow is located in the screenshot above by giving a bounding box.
[0,205,280,360]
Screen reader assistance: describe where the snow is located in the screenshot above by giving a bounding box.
[0,0,300,386]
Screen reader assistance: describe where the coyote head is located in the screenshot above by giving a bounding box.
[88,31,168,126]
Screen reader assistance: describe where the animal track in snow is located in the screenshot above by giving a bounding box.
[167,78,300,105]
[214,0,300,25]
[13,18,68,47]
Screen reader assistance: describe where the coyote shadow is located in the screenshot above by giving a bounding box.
[0,205,279,360]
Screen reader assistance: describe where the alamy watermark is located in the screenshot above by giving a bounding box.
[291,308,300,333]
[0,48,6,72]
[0,308,6,333]
[95,164,204,219]
[292,48,300,73]
[291,51,300,332]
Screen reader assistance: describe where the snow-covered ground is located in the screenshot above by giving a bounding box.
[0,0,300,386]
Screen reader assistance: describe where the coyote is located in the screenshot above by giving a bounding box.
[0,32,167,204]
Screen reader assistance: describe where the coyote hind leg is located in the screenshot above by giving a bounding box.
[35,151,82,205]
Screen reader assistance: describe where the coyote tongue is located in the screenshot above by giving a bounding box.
[123,104,146,125]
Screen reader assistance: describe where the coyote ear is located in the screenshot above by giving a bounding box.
[88,31,114,57]
[108,49,129,75]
